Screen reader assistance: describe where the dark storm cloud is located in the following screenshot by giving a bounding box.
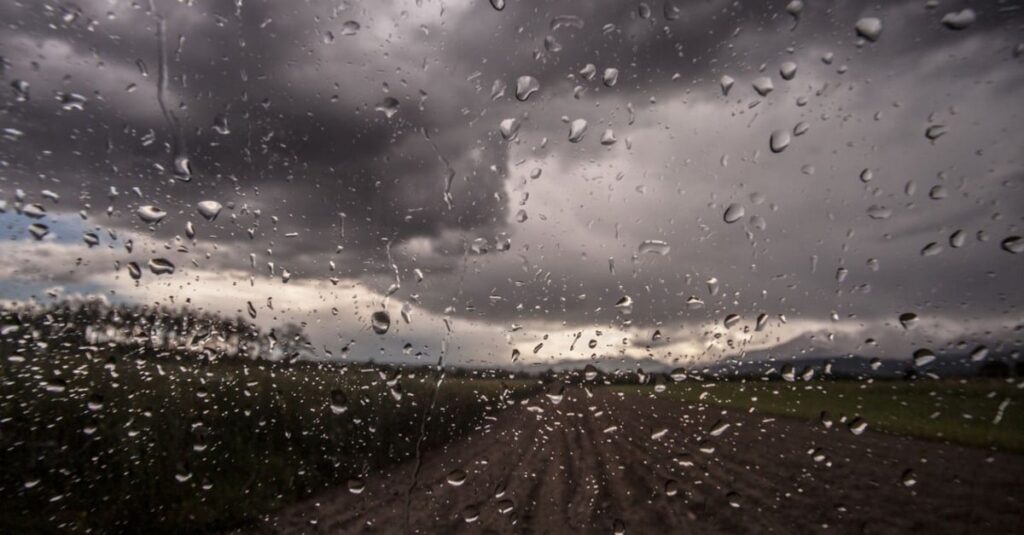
[1,0,1022,366]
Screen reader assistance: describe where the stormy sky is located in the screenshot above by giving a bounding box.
[0,0,1022,369]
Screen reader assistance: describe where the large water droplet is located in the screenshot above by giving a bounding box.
[173,154,192,180]
[11,79,30,102]
[902,469,918,487]
[602,68,619,87]
[446,469,467,486]
[720,75,735,96]
[568,119,588,143]
[899,312,918,329]
[148,258,175,275]
[949,230,966,248]
[866,205,892,220]
[752,76,774,96]
[347,478,365,494]
[664,2,681,21]
[855,17,883,42]
[329,389,348,414]
[769,129,791,153]
[489,0,505,11]
[925,124,947,141]
[197,200,222,221]
[499,118,520,140]
[515,76,540,101]
[913,348,936,368]
[22,203,46,219]
[723,203,745,223]
[371,311,391,334]
[340,20,360,36]
[1001,236,1023,254]
[848,417,868,435]
[375,97,399,118]
[137,205,167,224]
[921,242,943,256]
[127,262,142,280]
[638,240,670,255]
[780,62,797,80]
[941,9,975,30]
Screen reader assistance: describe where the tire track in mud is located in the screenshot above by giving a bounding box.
[243,388,1024,535]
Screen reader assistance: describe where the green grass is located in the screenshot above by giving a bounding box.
[0,350,538,534]
[612,379,1024,452]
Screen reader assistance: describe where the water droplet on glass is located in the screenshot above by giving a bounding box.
[901,469,918,487]
[602,68,619,87]
[148,258,175,275]
[921,242,943,256]
[499,118,520,140]
[724,314,741,328]
[638,240,670,256]
[173,154,192,180]
[600,129,617,145]
[723,203,745,223]
[615,296,634,314]
[949,230,965,248]
[489,0,506,11]
[568,119,587,142]
[925,124,947,141]
[752,76,774,96]
[970,345,989,362]
[664,2,681,20]
[212,114,230,135]
[899,312,918,329]
[848,417,868,435]
[709,420,731,437]
[446,469,467,486]
[913,348,936,368]
[720,75,735,96]
[1001,236,1023,254]
[941,9,975,30]
[515,76,540,101]
[371,311,391,334]
[197,200,222,221]
[340,20,360,36]
[866,205,892,220]
[928,185,947,200]
[855,17,883,42]
[769,129,791,153]
[329,389,348,414]
[11,79,30,102]
[780,62,797,80]
[137,205,167,224]
[375,97,399,118]
[347,478,365,494]
[127,262,142,280]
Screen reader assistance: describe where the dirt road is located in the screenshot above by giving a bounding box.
[243,388,1024,534]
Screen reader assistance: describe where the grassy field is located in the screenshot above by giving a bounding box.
[0,350,538,534]
[614,379,1024,452]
